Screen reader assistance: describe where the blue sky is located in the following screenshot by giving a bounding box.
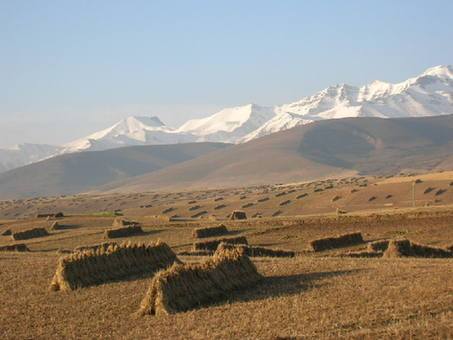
[1,0,452,147]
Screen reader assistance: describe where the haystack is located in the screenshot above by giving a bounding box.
[383,239,452,258]
[74,242,118,253]
[367,240,389,252]
[230,210,247,220]
[139,246,262,316]
[112,217,139,228]
[339,250,382,258]
[193,236,248,251]
[49,221,64,231]
[0,244,29,252]
[309,232,364,251]
[1,228,12,236]
[217,242,295,258]
[105,225,144,239]
[11,227,49,241]
[50,241,178,291]
[192,224,229,238]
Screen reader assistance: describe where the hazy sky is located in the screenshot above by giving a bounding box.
[1,0,453,148]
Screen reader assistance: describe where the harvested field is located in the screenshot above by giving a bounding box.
[104,225,144,239]
[139,247,262,315]
[193,236,248,251]
[192,224,229,238]
[339,250,382,258]
[11,227,49,241]
[217,242,295,258]
[0,243,29,252]
[309,232,364,251]
[50,241,178,291]
[383,239,453,258]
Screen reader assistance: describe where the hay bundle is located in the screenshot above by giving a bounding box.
[0,244,29,252]
[50,241,178,291]
[139,246,262,315]
[367,240,389,252]
[112,217,139,228]
[74,242,118,253]
[104,225,144,239]
[230,210,247,220]
[192,224,229,238]
[309,232,364,251]
[383,239,452,258]
[49,221,64,231]
[217,242,295,258]
[11,227,49,241]
[193,236,248,251]
[1,228,12,236]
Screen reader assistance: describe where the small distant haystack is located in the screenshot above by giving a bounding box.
[104,225,144,239]
[37,212,64,219]
[139,246,262,316]
[74,242,118,253]
[309,232,364,251]
[11,228,49,241]
[230,210,247,220]
[367,240,389,252]
[50,241,178,291]
[192,224,229,238]
[112,217,139,228]
[49,222,64,231]
[0,244,29,252]
[193,236,248,251]
[217,242,295,258]
[383,239,452,258]
[1,228,12,236]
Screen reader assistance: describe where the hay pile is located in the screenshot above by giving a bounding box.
[0,244,29,252]
[37,212,64,218]
[217,242,295,258]
[1,228,12,236]
[139,246,262,316]
[383,239,452,258]
[193,236,248,251]
[230,210,247,220]
[309,232,364,251]
[104,225,144,239]
[339,250,382,258]
[49,222,64,231]
[74,242,118,253]
[50,241,178,291]
[112,217,139,227]
[11,227,49,241]
[367,240,389,252]
[192,224,229,238]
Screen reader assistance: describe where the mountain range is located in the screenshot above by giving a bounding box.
[1,64,452,173]
[3,113,453,199]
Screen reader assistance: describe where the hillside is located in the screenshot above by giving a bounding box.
[0,143,229,199]
[102,115,453,193]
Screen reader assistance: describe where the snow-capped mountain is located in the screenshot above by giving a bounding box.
[1,64,452,173]
[177,103,277,143]
[63,116,196,153]
[0,144,63,173]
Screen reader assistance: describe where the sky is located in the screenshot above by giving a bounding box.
[1,0,453,148]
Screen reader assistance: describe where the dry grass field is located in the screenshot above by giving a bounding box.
[0,172,452,338]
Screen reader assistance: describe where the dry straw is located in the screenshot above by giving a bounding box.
[1,228,12,236]
[0,243,29,252]
[74,242,118,253]
[11,227,49,241]
[112,217,139,228]
[139,246,262,316]
[230,210,247,220]
[367,240,389,252]
[192,224,229,238]
[217,242,295,258]
[309,232,364,251]
[193,236,248,251]
[383,239,453,258]
[50,241,179,291]
[105,225,144,239]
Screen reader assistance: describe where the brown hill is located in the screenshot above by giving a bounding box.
[101,115,453,193]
